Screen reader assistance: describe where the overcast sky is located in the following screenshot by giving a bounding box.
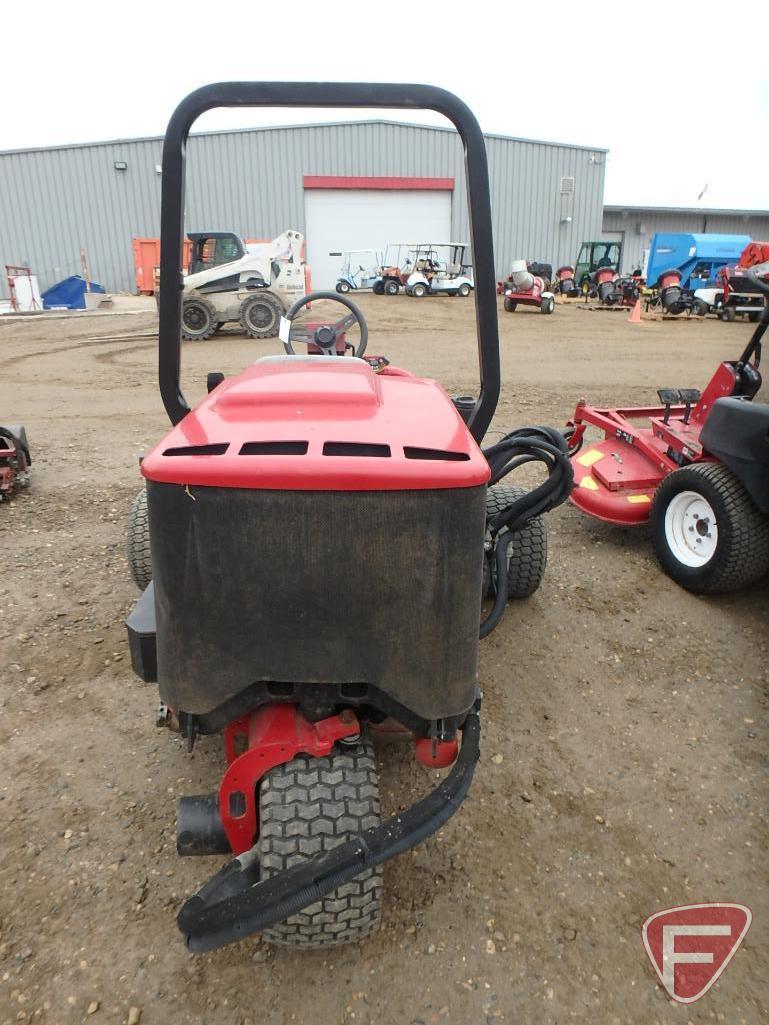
[5,2,768,211]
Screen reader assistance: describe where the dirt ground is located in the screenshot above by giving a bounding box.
[0,294,766,1025]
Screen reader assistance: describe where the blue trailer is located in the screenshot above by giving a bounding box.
[645,233,751,290]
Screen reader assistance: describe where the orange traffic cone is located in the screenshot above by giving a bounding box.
[627,299,642,324]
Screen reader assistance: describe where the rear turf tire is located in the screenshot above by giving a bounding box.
[239,292,284,338]
[372,280,385,295]
[483,484,548,599]
[258,739,382,948]
[650,462,769,593]
[127,488,152,590]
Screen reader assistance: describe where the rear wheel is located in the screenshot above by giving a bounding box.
[127,488,152,590]
[384,280,399,295]
[372,280,385,295]
[181,297,217,341]
[748,310,762,323]
[720,305,736,322]
[691,298,709,317]
[483,484,548,599]
[239,292,284,338]
[503,297,517,313]
[258,739,382,948]
[650,462,769,593]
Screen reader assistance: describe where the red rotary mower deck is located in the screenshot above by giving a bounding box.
[568,361,743,524]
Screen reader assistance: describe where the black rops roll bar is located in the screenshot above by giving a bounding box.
[158,82,500,444]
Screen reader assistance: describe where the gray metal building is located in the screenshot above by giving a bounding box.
[0,120,607,296]
[603,204,769,274]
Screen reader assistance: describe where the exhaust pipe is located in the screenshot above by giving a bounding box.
[177,794,232,856]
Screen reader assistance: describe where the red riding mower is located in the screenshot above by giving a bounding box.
[124,83,573,953]
[567,280,769,592]
[0,425,31,500]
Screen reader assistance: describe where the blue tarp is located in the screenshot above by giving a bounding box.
[646,233,751,289]
[41,275,105,310]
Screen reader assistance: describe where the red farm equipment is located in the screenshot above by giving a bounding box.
[501,259,555,314]
[554,265,580,298]
[0,425,30,500]
[124,82,573,954]
[567,282,769,592]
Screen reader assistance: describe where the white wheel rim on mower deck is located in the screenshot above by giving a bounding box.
[664,490,719,567]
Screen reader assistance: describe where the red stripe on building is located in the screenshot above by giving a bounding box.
[302,175,454,191]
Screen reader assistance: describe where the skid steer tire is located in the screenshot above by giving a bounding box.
[239,292,284,338]
[483,484,548,599]
[258,739,382,948]
[650,462,769,593]
[127,488,152,590]
[181,297,217,341]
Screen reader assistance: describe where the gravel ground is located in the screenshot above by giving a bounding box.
[0,294,766,1025]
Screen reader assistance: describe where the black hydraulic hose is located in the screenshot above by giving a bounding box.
[478,425,574,638]
[483,426,574,536]
[479,533,511,638]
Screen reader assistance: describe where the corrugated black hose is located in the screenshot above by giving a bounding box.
[479,426,574,638]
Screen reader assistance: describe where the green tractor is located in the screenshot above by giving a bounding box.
[575,240,622,292]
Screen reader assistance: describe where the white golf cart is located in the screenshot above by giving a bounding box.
[405,242,474,297]
[332,249,383,293]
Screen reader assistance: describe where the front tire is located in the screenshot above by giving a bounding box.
[503,297,517,313]
[457,282,471,297]
[650,462,769,593]
[239,292,284,338]
[127,488,152,590]
[336,280,351,294]
[720,305,736,322]
[181,297,217,341]
[384,280,399,295]
[540,296,555,314]
[411,283,427,298]
[258,739,382,948]
[483,484,548,599]
[372,280,385,295]
[691,298,709,317]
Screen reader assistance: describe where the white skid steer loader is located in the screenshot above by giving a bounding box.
[180,230,307,340]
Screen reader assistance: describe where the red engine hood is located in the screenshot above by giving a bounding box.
[141,356,490,491]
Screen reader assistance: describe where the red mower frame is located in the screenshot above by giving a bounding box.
[568,360,742,526]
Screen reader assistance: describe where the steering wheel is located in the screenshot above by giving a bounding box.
[281,291,368,357]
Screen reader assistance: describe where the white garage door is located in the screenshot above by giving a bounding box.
[305,188,453,289]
